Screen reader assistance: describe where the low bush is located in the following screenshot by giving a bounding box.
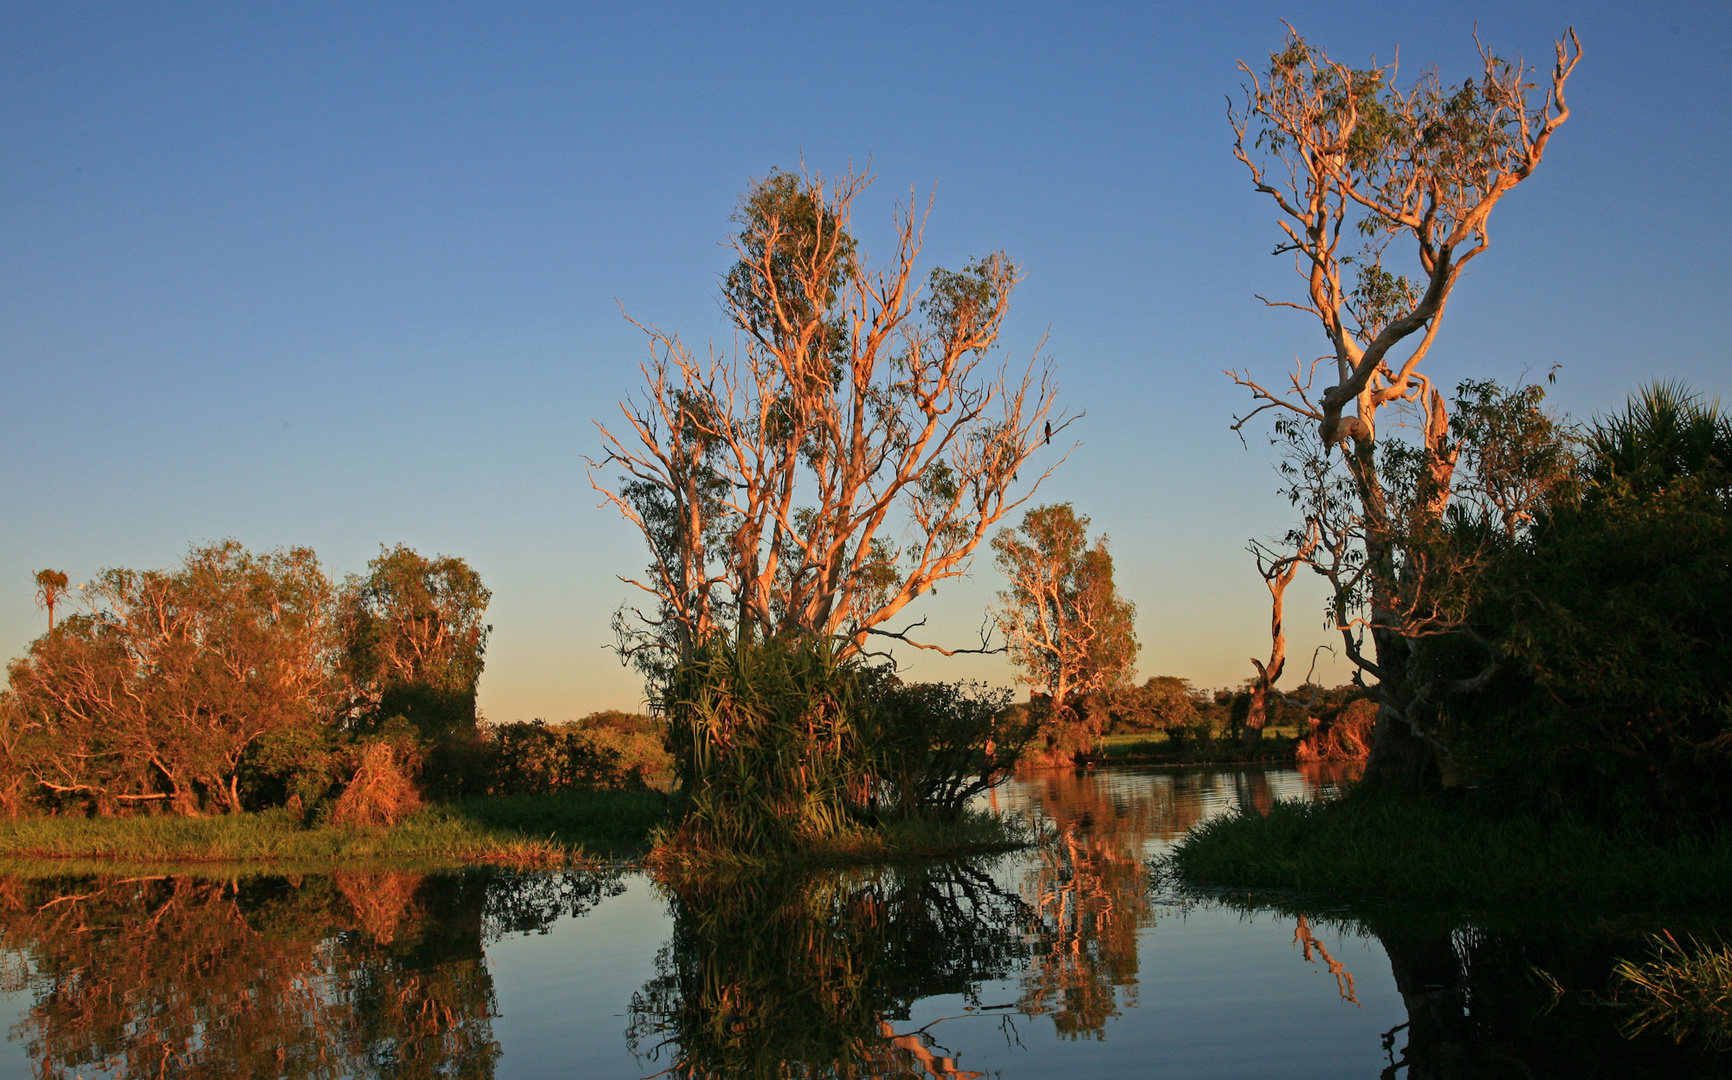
[1294,698,1375,761]
[331,741,423,827]
[861,680,1035,821]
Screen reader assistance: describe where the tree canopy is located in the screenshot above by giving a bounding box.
[993,503,1138,753]
[594,166,1070,683]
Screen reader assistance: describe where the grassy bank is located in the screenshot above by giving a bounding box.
[0,793,1030,872]
[0,790,673,868]
[1170,793,1732,905]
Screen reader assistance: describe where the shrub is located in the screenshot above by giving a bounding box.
[657,636,867,858]
[331,740,424,827]
[1295,698,1376,761]
[861,680,1034,821]
[480,720,650,794]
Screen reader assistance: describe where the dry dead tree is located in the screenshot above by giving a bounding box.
[593,167,1071,673]
[1242,520,1320,747]
[1225,27,1581,787]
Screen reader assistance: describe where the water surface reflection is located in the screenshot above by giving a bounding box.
[0,869,619,1079]
[0,765,1725,1078]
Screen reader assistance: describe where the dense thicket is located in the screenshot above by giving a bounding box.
[2,542,338,815]
[1444,384,1732,832]
[654,636,1036,860]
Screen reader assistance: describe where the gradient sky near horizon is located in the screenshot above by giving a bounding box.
[3,1,1727,721]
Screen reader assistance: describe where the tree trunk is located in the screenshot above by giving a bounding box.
[1360,630,1441,791]
[1241,681,1269,748]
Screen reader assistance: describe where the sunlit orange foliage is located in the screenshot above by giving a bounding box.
[1295,699,1376,761]
[332,741,424,826]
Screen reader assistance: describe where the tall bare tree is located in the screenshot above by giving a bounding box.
[1226,27,1581,787]
[1242,521,1319,747]
[593,167,1070,679]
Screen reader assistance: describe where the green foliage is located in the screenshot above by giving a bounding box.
[1106,675,1198,733]
[723,167,857,363]
[653,635,1032,863]
[1447,382,1732,831]
[480,716,671,795]
[339,545,493,799]
[658,636,870,860]
[1162,719,1229,758]
[861,680,1034,821]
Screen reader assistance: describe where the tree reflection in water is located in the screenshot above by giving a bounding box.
[627,863,1030,1078]
[1292,914,1358,1005]
[1015,769,1157,1038]
[0,868,620,1079]
[1267,908,1732,1080]
[627,775,1171,1074]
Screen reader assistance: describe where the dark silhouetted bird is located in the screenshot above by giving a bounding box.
[1044,421,1052,445]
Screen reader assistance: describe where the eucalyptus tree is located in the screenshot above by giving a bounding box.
[593,166,1071,684]
[992,503,1138,755]
[1226,27,1581,788]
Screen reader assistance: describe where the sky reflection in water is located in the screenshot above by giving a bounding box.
[0,764,1719,1079]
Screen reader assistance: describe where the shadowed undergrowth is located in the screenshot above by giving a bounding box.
[1170,794,1732,905]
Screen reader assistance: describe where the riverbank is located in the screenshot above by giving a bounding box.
[0,790,673,868]
[0,793,1032,871]
[1170,793,1732,905]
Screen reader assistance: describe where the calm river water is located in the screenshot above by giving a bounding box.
[0,764,1724,1078]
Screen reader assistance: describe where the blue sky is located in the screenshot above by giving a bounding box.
[2,1,1727,720]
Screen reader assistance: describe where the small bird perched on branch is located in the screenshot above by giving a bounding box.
[1044,421,1052,445]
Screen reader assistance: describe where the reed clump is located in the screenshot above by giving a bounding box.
[1615,932,1732,1051]
[651,636,1034,870]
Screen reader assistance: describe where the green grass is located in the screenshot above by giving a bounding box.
[1615,932,1732,1050]
[0,790,672,868]
[1170,793,1732,905]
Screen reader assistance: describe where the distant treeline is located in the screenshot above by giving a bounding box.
[0,542,668,820]
[1033,676,1374,758]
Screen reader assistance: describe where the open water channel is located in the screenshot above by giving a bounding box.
[0,764,1724,1078]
